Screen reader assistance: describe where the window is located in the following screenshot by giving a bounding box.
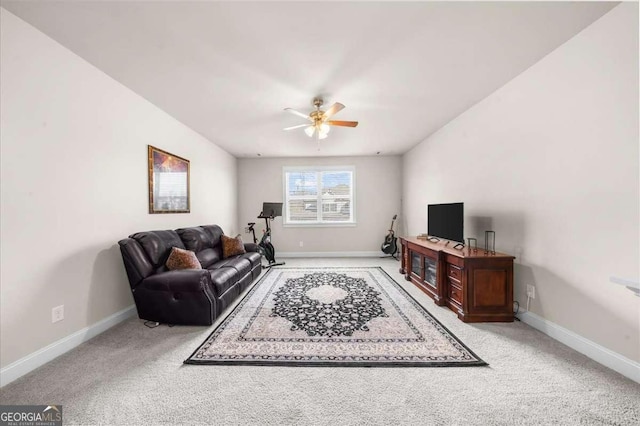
[283,166,355,226]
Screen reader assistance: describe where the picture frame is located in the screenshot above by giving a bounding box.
[148,145,190,214]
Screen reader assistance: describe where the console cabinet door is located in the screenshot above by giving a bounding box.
[410,251,422,279]
[463,259,514,322]
[423,256,437,288]
[403,241,443,304]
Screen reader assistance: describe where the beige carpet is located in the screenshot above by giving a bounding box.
[1,258,638,425]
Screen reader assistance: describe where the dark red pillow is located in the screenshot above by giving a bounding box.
[166,247,202,270]
[221,234,246,258]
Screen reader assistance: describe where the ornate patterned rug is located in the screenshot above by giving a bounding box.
[185,267,486,367]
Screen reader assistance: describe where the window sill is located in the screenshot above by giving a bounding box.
[283,222,357,228]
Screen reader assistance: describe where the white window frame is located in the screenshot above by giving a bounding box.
[283,166,356,227]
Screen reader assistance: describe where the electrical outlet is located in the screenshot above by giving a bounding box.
[52,305,64,323]
[526,284,536,299]
[299,241,304,247]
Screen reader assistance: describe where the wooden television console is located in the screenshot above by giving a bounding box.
[399,236,515,323]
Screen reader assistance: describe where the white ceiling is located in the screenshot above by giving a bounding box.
[1,1,616,158]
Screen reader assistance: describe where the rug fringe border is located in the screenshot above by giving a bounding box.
[183,359,488,367]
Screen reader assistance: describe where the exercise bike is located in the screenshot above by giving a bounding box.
[246,202,285,269]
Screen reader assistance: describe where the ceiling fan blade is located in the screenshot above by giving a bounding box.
[284,108,312,121]
[283,124,309,131]
[326,120,359,128]
[322,102,345,120]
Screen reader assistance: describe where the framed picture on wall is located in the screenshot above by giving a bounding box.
[148,145,190,214]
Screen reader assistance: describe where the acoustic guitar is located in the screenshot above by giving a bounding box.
[381,214,398,256]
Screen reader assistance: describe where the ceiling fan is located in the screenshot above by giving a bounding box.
[283,98,358,139]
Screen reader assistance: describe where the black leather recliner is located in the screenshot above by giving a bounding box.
[118,225,262,325]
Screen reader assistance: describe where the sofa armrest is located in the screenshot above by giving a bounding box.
[139,269,212,293]
[119,238,154,288]
[244,243,261,253]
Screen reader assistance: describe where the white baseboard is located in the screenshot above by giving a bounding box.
[517,310,640,383]
[279,251,384,258]
[0,305,137,388]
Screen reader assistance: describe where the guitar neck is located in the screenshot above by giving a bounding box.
[386,215,398,238]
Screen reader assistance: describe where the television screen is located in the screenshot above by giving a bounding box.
[262,202,283,218]
[428,203,464,243]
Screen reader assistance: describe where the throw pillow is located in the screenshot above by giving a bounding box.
[221,234,246,259]
[166,247,202,270]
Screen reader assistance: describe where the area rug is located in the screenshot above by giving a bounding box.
[185,267,486,367]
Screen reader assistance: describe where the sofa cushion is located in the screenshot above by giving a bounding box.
[178,225,224,268]
[176,226,212,252]
[196,248,222,269]
[130,230,185,269]
[222,234,246,258]
[166,247,202,271]
[201,225,224,247]
[241,251,263,269]
[209,267,238,296]
[211,257,252,277]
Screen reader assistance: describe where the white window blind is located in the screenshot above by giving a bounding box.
[283,166,355,225]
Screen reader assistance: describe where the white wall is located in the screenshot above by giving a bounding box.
[403,3,639,361]
[238,156,402,254]
[0,9,238,368]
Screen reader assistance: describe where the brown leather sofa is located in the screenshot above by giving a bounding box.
[118,225,262,325]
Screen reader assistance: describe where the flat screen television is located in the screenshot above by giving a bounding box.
[428,202,464,243]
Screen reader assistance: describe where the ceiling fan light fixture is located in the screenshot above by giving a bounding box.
[284,97,358,141]
[318,124,330,139]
